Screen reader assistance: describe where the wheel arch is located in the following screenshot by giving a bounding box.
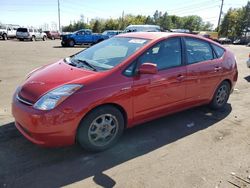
[78,103,128,130]
[222,79,232,91]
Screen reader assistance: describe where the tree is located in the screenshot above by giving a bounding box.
[159,12,172,30]
[92,20,102,33]
[62,11,214,33]
[219,1,250,38]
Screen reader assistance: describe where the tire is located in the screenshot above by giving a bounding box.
[51,36,55,40]
[69,39,75,47]
[2,34,7,40]
[42,36,46,41]
[31,36,35,41]
[77,105,125,152]
[210,81,230,109]
[97,39,104,43]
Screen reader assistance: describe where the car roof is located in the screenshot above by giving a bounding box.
[117,32,223,45]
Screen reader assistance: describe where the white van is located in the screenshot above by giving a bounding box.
[124,25,161,32]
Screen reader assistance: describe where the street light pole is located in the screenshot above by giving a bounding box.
[58,0,61,32]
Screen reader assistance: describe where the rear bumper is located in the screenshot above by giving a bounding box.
[16,36,31,39]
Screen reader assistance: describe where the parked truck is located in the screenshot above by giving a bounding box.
[0,24,20,40]
[61,29,109,47]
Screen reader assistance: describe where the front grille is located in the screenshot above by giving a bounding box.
[16,94,34,106]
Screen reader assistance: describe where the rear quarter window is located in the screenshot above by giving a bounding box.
[212,44,225,58]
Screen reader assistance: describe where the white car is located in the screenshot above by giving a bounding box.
[16,27,47,41]
[247,53,250,68]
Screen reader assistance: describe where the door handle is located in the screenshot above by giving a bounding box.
[214,66,222,72]
[176,74,185,81]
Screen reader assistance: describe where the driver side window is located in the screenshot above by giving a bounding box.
[138,37,182,70]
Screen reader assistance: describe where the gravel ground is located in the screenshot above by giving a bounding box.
[0,40,250,188]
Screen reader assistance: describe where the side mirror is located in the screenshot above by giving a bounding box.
[139,63,158,74]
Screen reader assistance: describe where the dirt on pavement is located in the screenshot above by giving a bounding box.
[0,40,250,188]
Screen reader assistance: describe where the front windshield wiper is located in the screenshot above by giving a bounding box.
[72,58,98,71]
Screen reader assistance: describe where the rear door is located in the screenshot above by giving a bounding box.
[184,37,222,103]
[132,37,187,121]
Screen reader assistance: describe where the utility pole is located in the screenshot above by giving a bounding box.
[58,0,61,32]
[217,0,224,32]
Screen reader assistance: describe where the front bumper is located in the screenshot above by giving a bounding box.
[12,92,81,147]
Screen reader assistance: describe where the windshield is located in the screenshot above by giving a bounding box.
[69,37,149,71]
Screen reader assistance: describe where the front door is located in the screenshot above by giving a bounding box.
[133,37,187,122]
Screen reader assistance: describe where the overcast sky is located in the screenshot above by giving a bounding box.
[0,0,248,29]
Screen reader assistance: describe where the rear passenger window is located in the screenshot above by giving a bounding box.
[212,44,225,58]
[29,29,33,32]
[138,37,182,70]
[185,38,213,64]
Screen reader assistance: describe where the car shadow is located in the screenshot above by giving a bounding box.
[0,104,232,188]
[244,75,250,82]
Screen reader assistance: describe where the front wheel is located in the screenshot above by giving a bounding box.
[210,81,230,109]
[77,106,124,152]
[42,36,46,41]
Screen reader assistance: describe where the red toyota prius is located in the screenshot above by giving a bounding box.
[12,32,238,151]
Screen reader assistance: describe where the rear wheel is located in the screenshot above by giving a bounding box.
[77,106,124,152]
[31,36,35,41]
[2,34,7,40]
[210,81,230,109]
[69,39,75,47]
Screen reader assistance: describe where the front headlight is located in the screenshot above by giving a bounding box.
[33,84,83,110]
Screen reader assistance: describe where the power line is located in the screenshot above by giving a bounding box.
[167,0,220,12]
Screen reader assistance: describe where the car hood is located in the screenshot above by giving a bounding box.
[18,60,97,103]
